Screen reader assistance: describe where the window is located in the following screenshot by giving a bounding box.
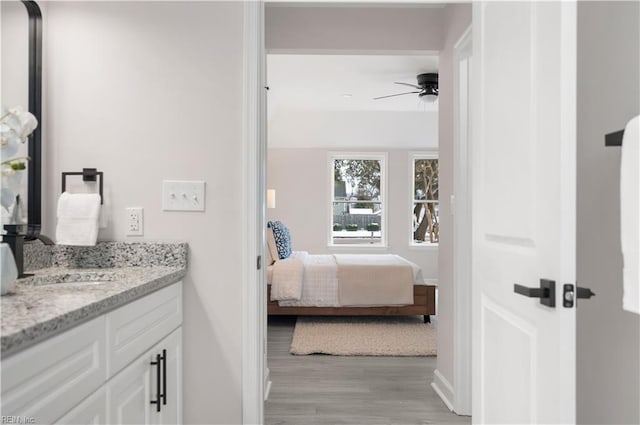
[412,153,439,246]
[330,153,386,246]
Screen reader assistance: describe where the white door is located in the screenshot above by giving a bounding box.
[472,2,576,424]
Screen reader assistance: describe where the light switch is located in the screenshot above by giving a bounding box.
[162,180,206,212]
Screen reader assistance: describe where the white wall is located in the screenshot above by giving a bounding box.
[577,2,640,423]
[41,3,244,423]
[267,148,438,279]
[435,2,471,399]
[266,4,444,52]
[269,110,438,149]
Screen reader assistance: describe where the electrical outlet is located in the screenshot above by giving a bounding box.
[126,207,144,236]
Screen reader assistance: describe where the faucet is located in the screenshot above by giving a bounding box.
[3,224,54,279]
[3,224,30,278]
[5,220,54,282]
[2,195,53,278]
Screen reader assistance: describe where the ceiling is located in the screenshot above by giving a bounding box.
[267,54,439,114]
[267,54,439,149]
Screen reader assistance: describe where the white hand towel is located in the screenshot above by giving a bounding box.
[56,192,101,246]
[620,115,640,315]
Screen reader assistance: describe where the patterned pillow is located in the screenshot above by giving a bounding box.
[267,220,292,260]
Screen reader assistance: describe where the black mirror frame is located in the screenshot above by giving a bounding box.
[21,0,51,243]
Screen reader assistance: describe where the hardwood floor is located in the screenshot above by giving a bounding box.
[265,316,471,425]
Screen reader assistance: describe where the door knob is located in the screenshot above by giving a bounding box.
[514,279,556,307]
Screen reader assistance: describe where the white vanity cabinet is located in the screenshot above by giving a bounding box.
[1,282,183,425]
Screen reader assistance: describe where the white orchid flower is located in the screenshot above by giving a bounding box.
[0,106,37,212]
[17,112,37,140]
[0,124,21,158]
[0,106,38,144]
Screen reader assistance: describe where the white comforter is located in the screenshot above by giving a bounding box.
[269,251,423,307]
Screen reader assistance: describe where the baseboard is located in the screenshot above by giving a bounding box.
[264,367,272,401]
[431,369,455,412]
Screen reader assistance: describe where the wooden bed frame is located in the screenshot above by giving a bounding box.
[267,284,437,323]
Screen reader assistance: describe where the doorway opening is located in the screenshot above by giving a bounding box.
[264,51,452,424]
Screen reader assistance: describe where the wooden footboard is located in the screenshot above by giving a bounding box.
[267,285,436,318]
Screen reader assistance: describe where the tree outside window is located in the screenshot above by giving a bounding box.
[413,155,439,245]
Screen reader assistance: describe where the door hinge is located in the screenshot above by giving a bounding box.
[257,255,261,270]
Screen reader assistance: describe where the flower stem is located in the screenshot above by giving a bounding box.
[1,156,30,166]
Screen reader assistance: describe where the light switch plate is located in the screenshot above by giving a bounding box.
[162,180,206,212]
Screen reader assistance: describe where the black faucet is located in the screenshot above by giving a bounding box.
[3,224,29,278]
[3,224,53,278]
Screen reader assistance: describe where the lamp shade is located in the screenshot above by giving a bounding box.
[267,189,276,209]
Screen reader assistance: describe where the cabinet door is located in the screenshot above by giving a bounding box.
[55,387,107,425]
[152,328,182,425]
[107,328,182,425]
[107,352,152,425]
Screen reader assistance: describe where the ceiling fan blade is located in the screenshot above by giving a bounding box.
[394,82,422,90]
[373,91,421,100]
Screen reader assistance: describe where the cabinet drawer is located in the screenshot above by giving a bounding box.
[1,317,106,425]
[54,387,107,425]
[106,282,182,377]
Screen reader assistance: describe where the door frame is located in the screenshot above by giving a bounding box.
[242,3,475,424]
[452,24,472,417]
[242,1,266,424]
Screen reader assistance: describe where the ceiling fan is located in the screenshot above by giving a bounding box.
[374,73,439,102]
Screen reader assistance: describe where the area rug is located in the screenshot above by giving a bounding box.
[290,316,437,356]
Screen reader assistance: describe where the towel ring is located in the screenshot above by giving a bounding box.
[61,168,104,204]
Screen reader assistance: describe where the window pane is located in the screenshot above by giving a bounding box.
[334,159,381,201]
[331,156,384,246]
[412,201,439,244]
[332,201,382,245]
[414,159,439,201]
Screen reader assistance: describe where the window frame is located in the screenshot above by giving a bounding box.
[328,152,388,248]
[410,151,439,248]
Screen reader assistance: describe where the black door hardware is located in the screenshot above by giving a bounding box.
[150,353,162,412]
[162,349,167,406]
[514,279,556,307]
[563,284,596,308]
[605,129,624,146]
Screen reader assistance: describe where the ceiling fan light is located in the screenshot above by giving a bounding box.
[419,90,438,103]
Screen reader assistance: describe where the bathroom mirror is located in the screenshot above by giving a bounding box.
[1,0,46,241]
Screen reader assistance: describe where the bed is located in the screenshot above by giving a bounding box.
[266,221,437,323]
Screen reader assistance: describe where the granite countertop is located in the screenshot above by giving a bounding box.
[1,242,188,357]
